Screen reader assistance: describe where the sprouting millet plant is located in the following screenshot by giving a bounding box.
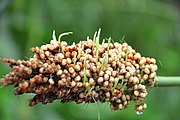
[0,29,158,113]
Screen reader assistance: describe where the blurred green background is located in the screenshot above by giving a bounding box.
[0,0,180,120]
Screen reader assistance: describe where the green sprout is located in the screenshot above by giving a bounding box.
[92,31,97,50]
[107,37,111,56]
[73,52,77,69]
[58,32,73,42]
[102,39,105,45]
[61,45,65,55]
[120,35,126,43]
[95,29,101,63]
[52,30,57,41]
[112,77,120,94]
[85,87,93,97]
[100,56,108,71]
[100,37,111,70]
[83,53,88,84]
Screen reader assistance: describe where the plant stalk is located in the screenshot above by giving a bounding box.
[156,76,180,87]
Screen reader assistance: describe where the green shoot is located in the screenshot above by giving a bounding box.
[83,54,87,84]
[78,41,82,55]
[73,52,77,69]
[87,36,90,41]
[83,67,88,84]
[140,79,145,84]
[85,87,93,97]
[58,32,73,42]
[92,31,97,50]
[112,77,120,94]
[61,45,65,55]
[95,39,99,63]
[107,37,111,56]
[102,39,105,45]
[95,29,101,63]
[100,56,108,71]
[52,30,57,41]
[100,37,111,70]
[120,35,126,43]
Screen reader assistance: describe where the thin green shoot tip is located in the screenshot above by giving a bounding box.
[97,28,101,41]
[122,35,126,41]
[107,37,111,55]
[112,77,120,94]
[58,32,73,42]
[83,67,88,84]
[52,30,57,41]
[73,52,77,69]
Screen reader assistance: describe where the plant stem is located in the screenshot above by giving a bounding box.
[156,76,180,87]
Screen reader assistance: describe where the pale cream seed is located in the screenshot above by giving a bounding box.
[150,58,156,64]
[122,95,126,101]
[75,75,81,82]
[144,67,150,74]
[140,92,147,98]
[143,103,147,109]
[61,59,67,66]
[134,90,139,96]
[139,57,146,65]
[50,40,57,44]
[61,41,68,46]
[149,72,156,78]
[116,99,121,103]
[134,53,141,60]
[49,78,54,85]
[137,105,143,111]
[69,67,75,74]
[105,92,110,98]
[75,64,81,71]
[112,71,117,77]
[133,77,139,84]
[118,104,123,110]
[77,82,83,87]
[143,74,148,80]
[89,78,95,85]
[41,45,48,51]
[98,77,104,83]
[71,81,76,87]
[103,81,109,87]
[120,68,126,74]
[125,72,131,79]
[99,71,104,76]
[57,53,64,59]
[104,74,109,81]
[109,76,115,83]
[22,81,29,88]
[67,58,72,64]
[57,70,63,76]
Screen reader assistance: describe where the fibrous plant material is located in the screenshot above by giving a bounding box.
[0,30,158,113]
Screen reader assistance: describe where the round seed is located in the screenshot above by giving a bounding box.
[49,78,54,85]
[104,74,109,81]
[98,77,104,83]
[75,75,81,82]
[69,67,75,74]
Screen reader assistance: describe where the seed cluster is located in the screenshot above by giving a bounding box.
[0,30,157,113]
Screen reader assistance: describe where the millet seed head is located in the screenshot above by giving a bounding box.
[0,30,158,113]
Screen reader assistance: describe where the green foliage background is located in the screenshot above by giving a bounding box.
[0,0,180,120]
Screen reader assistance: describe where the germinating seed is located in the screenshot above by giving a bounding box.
[0,30,157,113]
